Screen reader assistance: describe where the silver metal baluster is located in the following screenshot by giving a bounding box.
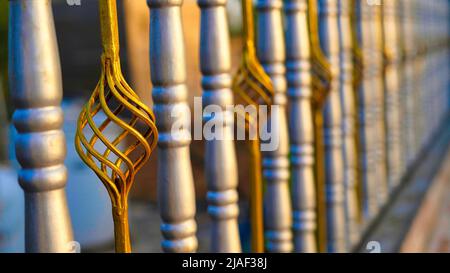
[370,3,388,206]
[356,0,377,220]
[256,0,293,253]
[400,0,416,169]
[398,0,408,176]
[285,0,317,253]
[198,0,241,252]
[411,0,423,156]
[383,0,402,191]
[318,0,346,253]
[337,0,359,249]
[8,0,73,253]
[147,0,198,253]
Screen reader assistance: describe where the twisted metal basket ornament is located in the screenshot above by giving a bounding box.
[232,0,274,253]
[75,0,158,253]
[308,0,332,253]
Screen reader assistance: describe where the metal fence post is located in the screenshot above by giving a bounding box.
[285,0,317,253]
[370,3,388,206]
[337,0,360,249]
[147,0,198,253]
[382,0,403,192]
[256,0,293,253]
[9,0,73,253]
[318,0,346,252]
[198,0,241,252]
[356,0,378,220]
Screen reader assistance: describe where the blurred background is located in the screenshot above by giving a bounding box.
[0,0,449,253]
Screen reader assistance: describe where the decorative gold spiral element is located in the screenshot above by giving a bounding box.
[308,0,332,253]
[232,0,274,124]
[75,0,158,253]
[232,0,274,253]
[309,0,332,108]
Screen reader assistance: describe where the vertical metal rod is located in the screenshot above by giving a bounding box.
[318,0,346,253]
[8,0,73,252]
[198,0,241,252]
[409,0,422,158]
[147,0,198,253]
[249,136,265,253]
[337,0,359,249]
[356,0,377,220]
[400,0,416,170]
[370,2,388,206]
[256,0,293,253]
[382,0,402,192]
[285,0,317,253]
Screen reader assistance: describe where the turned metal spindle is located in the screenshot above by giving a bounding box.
[8,0,74,252]
[400,0,416,169]
[256,0,293,253]
[318,0,346,253]
[410,0,424,155]
[370,3,388,206]
[337,0,359,249]
[285,0,317,253]
[147,0,198,253]
[397,0,409,176]
[356,0,378,220]
[198,0,241,252]
[382,0,403,191]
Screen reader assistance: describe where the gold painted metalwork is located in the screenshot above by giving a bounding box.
[308,0,331,253]
[350,0,364,224]
[75,0,158,253]
[232,0,274,253]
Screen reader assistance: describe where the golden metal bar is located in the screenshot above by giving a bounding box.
[232,0,275,253]
[308,0,332,253]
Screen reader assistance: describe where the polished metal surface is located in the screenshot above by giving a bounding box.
[198,0,241,253]
[9,0,73,253]
[285,0,317,253]
[337,0,359,249]
[400,0,417,170]
[383,0,403,192]
[147,0,198,253]
[256,0,293,253]
[356,0,378,220]
[318,0,346,252]
[370,3,388,206]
